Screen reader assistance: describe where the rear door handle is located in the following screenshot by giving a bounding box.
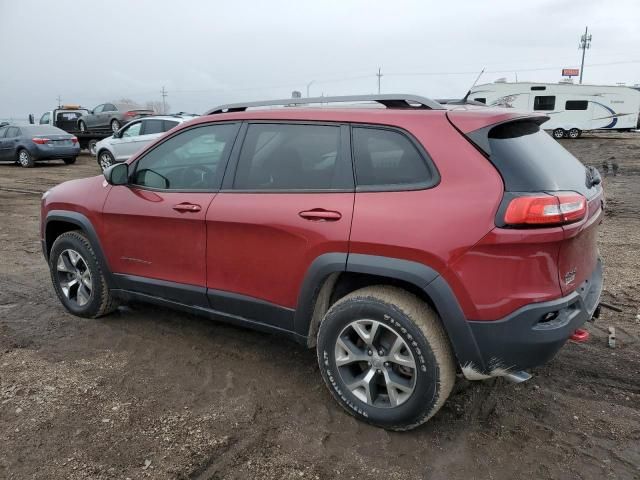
[299,209,342,221]
[173,203,201,213]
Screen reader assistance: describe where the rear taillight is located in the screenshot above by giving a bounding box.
[32,137,49,144]
[71,136,78,144]
[503,192,587,226]
[125,111,137,117]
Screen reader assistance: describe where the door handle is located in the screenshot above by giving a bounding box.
[299,209,342,221]
[173,203,201,213]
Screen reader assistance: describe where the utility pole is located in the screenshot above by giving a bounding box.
[161,86,168,114]
[578,26,592,84]
[306,80,314,97]
[56,95,62,107]
[376,67,383,94]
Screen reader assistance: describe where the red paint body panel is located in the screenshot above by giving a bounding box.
[205,192,354,308]
[100,186,214,286]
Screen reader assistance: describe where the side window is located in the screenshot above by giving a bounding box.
[5,127,19,138]
[121,122,142,138]
[141,119,164,135]
[534,96,556,111]
[233,123,345,190]
[132,123,238,190]
[40,112,50,124]
[93,105,104,114]
[0,127,7,138]
[565,100,588,110]
[104,104,116,112]
[473,98,486,104]
[163,120,179,132]
[352,127,433,188]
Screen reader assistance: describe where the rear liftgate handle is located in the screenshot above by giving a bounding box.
[298,209,342,222]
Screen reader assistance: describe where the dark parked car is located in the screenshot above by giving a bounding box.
[78,103,154,133]
[41,94,603,430]
[0,125,80,167]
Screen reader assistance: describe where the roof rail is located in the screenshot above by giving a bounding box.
[205,94,444,115]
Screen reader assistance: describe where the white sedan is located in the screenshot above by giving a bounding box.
[94,115,196,171]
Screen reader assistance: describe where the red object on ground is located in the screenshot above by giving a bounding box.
[570,329,590,342]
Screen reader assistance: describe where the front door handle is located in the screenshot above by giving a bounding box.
[173,203,201,213]
[299,209,342,221]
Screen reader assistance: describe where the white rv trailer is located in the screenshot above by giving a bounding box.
[469,81,640,138]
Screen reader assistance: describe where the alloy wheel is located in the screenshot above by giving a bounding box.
[18,150,30,167]
[99,153,113,171]
[55,249,92,307]
[334,319,417,408]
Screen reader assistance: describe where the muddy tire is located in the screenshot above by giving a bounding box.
[317,286,455,431]
[49,231,118,318]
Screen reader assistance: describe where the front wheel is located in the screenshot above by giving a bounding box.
[568,128,581,139]
[552,128,565,139]
[49,231,118,318]
[317,286,456,431]
[87,139,98,156]
[111,119,121,132]
[97,150,115,171]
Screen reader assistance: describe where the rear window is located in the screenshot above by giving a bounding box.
[487,121,596,197]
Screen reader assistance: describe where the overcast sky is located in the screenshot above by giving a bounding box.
[1,0,639,118]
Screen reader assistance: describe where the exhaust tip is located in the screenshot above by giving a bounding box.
[504,370,532,383]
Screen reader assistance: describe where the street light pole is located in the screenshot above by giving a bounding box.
[306,80,315,97]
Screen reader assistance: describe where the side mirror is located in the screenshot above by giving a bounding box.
[103,163,129,185]
[28,114,35,125]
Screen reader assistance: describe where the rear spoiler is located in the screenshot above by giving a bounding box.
[446,112,549,156]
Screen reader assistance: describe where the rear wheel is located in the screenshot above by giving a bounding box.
[317,286,456,431]
[64,157,77,165]
[87,139,98,156]
[97,150,115,171]
[568,128,581,139]
[111,119,121,132]
[17,149,34,168]
[552,128,565,139]
[49,231,118,318]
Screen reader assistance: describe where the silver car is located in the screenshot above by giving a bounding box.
[94,115,195,171]
[78,103,154,133]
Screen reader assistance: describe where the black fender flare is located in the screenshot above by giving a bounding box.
[44,210,116,288]
[294,253,486,372]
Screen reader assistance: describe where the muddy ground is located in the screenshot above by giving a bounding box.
[1,134,639,480]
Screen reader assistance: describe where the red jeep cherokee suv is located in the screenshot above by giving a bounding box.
[41,95,603,430]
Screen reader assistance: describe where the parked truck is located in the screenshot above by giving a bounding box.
[29,105,112,154]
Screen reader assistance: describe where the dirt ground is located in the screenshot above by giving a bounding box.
[1,134,639,480]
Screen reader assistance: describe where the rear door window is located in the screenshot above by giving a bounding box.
[533,96,556,111]
[141,119,165,135]
[5,127,19,138]
[351,126,434,189]
[233,123,349,190]
[163,120,180,131]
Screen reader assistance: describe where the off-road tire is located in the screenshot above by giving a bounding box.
[63,157,77,165]
[49,231,118,318]
[317,286,456,431]
[17,149,34,168]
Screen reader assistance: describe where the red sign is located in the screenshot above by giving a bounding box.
[562,68,579,77]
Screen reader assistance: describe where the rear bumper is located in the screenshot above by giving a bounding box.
[32,144,80,160]
[466,257,603,375]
